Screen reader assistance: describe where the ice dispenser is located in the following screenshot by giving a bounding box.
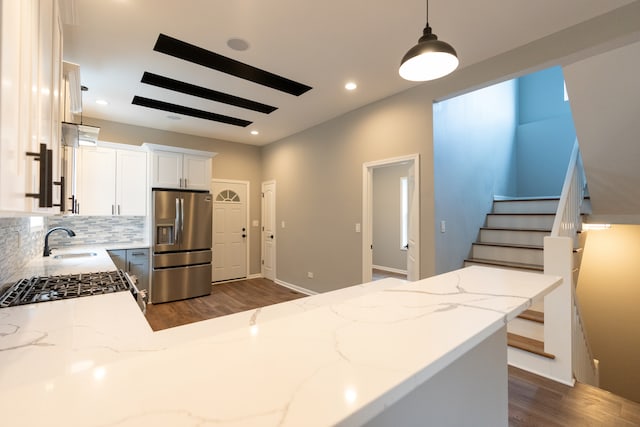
[156,225,175,245]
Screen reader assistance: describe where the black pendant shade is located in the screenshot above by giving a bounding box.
[399,2,458,81]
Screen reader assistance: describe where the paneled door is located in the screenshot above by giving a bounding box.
[212,181,248,282]
[261,181,276,281]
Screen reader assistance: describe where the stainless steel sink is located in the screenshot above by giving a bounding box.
[52,252,98,259]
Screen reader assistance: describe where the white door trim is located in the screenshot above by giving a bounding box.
[261,180,276,280]
[211,178,250,280]
[362,154,420,283]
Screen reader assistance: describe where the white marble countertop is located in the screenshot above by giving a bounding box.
[0,266,561,426]
[7,243,148,281]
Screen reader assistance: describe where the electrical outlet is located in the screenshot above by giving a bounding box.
[307,272,314,279]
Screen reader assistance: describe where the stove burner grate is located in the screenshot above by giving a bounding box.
[0,270,132,308]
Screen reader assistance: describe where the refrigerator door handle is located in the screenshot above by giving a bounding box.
[174,197,180,244]
[180,198,185,239]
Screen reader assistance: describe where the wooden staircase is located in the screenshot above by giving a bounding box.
[465,197,565,360]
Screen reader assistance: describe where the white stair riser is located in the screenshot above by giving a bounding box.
[472,245,543,265]
[508,318,544,341]
[486,215,555,229]
[493,200,559,214]
[479,229,549,246]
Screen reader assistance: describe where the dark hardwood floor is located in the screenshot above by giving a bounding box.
[145,278,306,331]
[145,277,640,425]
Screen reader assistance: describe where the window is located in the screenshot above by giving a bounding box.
[400,177,408,250]
[215,189,240,203]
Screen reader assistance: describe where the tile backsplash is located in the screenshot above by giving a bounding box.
[0,216,147,284]
[0,217,45,284]
[47,216,147,246]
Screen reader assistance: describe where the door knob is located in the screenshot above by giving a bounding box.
[242,234,246,238]
[270,235,274,239]
[242,227,246,232]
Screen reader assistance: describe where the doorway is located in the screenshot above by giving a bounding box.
[211,180,249,282]
[363,154,420,283]
[261,180,276,281]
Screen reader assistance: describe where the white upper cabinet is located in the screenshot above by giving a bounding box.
[0,0,63,213]
[146,145,215,191]
[182,154,212,190]
[77,145,147,216]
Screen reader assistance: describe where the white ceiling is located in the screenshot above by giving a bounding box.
[62,0,634,146]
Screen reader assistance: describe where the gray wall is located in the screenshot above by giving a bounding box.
[86,118,264,276]
[433,80,518,274]
[260,3,640,292]
[563,39,640,224]
[373,164,410,271]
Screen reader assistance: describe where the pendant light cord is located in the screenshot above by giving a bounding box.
[426,0,429,24]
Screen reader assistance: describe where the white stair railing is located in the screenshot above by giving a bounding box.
[544,138,599,386]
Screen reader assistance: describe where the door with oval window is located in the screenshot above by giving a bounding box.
[212,180,248,282]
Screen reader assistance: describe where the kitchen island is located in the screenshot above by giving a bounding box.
[0,251,560,426]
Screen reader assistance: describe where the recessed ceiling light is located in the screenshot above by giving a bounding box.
[166,115,181,120]
[250,130,259,135]
[96,99,108,105]
[345,82,357,91]
[227,38,250,51]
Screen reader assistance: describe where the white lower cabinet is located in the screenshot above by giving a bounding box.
[77,145,147,216]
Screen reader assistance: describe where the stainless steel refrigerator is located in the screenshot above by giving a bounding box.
[151,189,212,303]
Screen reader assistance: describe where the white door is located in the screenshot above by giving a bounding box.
[212,181,247,282]
[261,181,276,281]
[406,162,419,281]
[362,154,420,282]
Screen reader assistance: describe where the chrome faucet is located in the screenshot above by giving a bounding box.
[43,227,76,257]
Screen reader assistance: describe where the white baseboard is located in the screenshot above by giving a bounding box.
[212,273,262,285]
[372,265,408,275]
[274,278,317,296]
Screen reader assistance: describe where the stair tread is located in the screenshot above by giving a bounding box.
[472,242,543,250]
[488,212,556,216]
[464,258,544,271]
[518,309,544,323]
[507,332,556,359]
[494,197,560,202]
[480,227,551,232]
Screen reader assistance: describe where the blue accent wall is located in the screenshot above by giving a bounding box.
[434,80,518,274]
[516,66,576,196]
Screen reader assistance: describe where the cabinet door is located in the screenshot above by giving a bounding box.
[0,0,27,211]
[77,146,117,215]
[183,154,211,190]
[127,249,150,293]
[107,250,127,271]
[116,150,147,216]
[151,150,182,189]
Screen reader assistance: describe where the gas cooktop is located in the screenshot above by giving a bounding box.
[0,270,134,308]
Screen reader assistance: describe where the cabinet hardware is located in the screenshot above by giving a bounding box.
[53,176,65,212]
[25,144,53,208]
[117,204,121,215]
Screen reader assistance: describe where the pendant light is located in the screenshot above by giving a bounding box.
[399,0,458,81]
